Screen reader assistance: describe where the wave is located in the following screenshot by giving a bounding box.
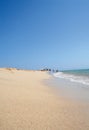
[53,72,89,86]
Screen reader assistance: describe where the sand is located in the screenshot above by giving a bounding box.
[0,68,89,130]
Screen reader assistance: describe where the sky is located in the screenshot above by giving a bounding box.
[0,0,89,70]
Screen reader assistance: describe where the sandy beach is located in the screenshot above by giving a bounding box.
[0,68,89,130]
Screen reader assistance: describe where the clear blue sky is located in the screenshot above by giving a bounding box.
[0,0,89,70]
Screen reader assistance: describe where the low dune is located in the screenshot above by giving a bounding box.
[0,68,89,130]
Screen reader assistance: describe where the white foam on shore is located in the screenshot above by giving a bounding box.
[53,72,89,86]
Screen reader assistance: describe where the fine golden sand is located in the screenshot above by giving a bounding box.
[0,68,89,130]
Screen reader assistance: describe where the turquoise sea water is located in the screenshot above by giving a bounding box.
[53,69,89,85]
[62,69,89,77]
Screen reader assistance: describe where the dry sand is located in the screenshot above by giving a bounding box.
[0,68,89,130]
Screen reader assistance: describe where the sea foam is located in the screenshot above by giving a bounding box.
[53,72,89,86]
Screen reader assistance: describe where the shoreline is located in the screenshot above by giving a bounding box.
[0,68,89,130]
[45,75,89,103]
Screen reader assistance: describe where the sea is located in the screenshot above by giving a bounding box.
[53,69,89,86]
